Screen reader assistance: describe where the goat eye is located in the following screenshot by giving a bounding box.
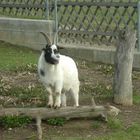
[54,49,59,54]
[46,48,51,53]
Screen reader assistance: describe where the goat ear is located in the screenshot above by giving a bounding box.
[57,45,64,50]
[45,44,50,48]
[42,48,46,51]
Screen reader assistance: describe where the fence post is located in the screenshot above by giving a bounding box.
[54,0,58,44]
[138,1,140,51]
[46,0,49,19]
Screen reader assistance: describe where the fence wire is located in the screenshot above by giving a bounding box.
[56,0,138,46]
[0,0,139,47]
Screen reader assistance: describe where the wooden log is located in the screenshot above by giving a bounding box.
[0,104,120,140]
[0,105,120,119]
[113,29,137,106]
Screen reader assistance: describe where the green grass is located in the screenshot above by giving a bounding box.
[0,116,32,128]
[47,118,66,126]
[0,86,47,107]
[94,123,140,140]
[133,89,140,105]
[107,117,123,130]
[0,41,39,71]
[133,94,140,105]
[8,86,44,99]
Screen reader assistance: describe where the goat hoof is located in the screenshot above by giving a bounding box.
[54,105,60,109]
[47,104,53,108]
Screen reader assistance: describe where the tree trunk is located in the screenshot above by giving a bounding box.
[113,29,137,106]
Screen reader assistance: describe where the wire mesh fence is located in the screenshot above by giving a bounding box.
[0,0,48,19]
[0,0,139,47]
[56,0,138,46]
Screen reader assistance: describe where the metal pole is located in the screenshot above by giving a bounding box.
[46,0,49,20]
[138,1,140,51]
[54,0,58,44]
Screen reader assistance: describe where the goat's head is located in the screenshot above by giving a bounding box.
[40,32,60,65]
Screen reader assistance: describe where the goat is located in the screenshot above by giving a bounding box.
[38,32,79,108]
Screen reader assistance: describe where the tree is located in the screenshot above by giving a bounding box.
[113,29,136,106]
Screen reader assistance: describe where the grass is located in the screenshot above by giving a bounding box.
[107,117,123,130]
[133,89,140,105]
[0,41,39,71]
[46,118,66,126]
[78,59,114,75]
[0,116,32,128]
[0,86,47,108]
[80,83,113,101]
[52,122,140,140]
[1,86,44,99]
[133,94,140,105]
[92,121,102,129]
[95,122,140,140]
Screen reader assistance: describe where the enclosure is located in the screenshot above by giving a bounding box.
[0,0,140,140]
[0,0,140,48]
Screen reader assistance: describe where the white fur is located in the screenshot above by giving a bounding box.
[38,47,79,108]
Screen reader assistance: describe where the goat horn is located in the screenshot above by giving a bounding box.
[40,32,52,45]
[53,32,57,44]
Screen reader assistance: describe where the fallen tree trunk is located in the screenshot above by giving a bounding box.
[0,105,120,140]
[0,105,120,119]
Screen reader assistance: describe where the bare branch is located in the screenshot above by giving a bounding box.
[36,117,42,140]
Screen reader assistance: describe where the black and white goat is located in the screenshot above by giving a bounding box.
[38,32,79,108]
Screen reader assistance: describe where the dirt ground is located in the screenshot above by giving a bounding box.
[0,61,140,140]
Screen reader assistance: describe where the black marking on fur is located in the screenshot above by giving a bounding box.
[43,47,59,65]
[54,49,59,54]
[40,69,45,76]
